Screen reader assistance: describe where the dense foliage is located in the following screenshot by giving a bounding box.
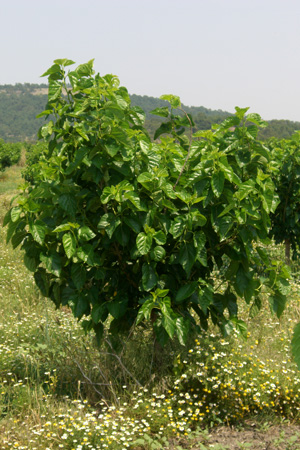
[4,59,291,350]
[0,140,22,171]
[21,141,48,184]
[268,134,300,263]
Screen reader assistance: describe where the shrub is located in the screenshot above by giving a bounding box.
[4,59,290,350]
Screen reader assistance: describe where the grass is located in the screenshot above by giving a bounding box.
[0,165,300,449]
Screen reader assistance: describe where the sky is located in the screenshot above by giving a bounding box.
[1,0,300,121]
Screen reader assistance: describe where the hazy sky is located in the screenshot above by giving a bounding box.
[1,0,300,121]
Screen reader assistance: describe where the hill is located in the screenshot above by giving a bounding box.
[0,83,299,141]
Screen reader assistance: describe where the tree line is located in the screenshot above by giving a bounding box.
[0,83,300,142]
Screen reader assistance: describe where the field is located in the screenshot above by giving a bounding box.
[1,165,300,449]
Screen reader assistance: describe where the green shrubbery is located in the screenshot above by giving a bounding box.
[0,139,22,171]
[4,59,290,353]
[21,140,47,184]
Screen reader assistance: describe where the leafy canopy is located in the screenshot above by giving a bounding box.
[4,60,290,349]
[268,133,300,261]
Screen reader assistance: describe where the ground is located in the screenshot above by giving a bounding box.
[171,423,300,449]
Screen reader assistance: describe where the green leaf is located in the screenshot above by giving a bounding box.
[98,213,120,239]
[124,217,141,233]
[161,312,176,339]
[92,304,107,324]
[170,217,186,238]
[142,263,158,291]
[160,94,181,109]
[71,264,86,289]
[53,223,72,232]
[40,253,62,277]
[115,224,130,246]
[230,317,248,338]
[153,230,166,245]
[100,187,114,204]
[11,231,26,249]
[175,282,198,303]
[150,107,170,117]
[261,189,275,214]
[63,233,76,258]
[6,220,19,243]
[58,194,77,216]
[215,216,233,240]
[189,210,207,228]
[76,59,94,76]
[154,122,173,140]
[175,317,190,345]
[161,182,177,199]
[105,142,120,157]
[277,278,290,296]
[136,232,152,255]
[53,58,75,67]
[153,320,170,346]
[34,269,49,297]
[199,286,213,314]
[178,243,197,276]
[235,106,249,119]
[124,191,147,211]
[107,299,128,319]
[10,207,21,223]
[235,180,257,201]
[48,80,62,102]
[211,171,225,197]
[194,231,206,249]
[197,246,207,267]
[175,190,192,204]
[235,265,251,296]
[30,221,47,245]
[136,298,155,324]
[24,254,39,272]
[77,244,94,265]
[156,289,169,298]
[247,113,268,128]
[151,246,166,261]
[78,226,96,241]
[74,294,90,319]
[3,209,11,227]
[269,291,286,318]
[137,172,154,189]
[41,63,61,77]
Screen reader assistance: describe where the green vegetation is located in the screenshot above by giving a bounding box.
[268,134,300,263]
[1,59,300,449]
[0,165,300,448]
[21,141,47,185]
[5,60,289,351]
[0,140,22,172]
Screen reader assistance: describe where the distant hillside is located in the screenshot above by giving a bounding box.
[0,83,299,142]
[0,83,48,142]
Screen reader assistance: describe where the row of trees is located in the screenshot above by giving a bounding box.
[0,140,23,171]
[3,59,300,368]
